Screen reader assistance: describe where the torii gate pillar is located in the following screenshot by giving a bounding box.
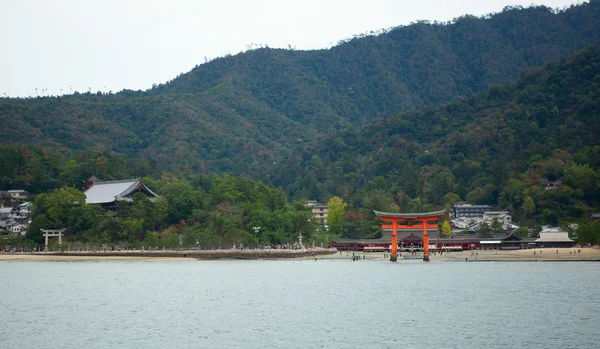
[390,220,398,262]
[422,220,430,262]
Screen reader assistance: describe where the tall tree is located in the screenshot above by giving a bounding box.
[326,196,347,226]
[441,221,453,238]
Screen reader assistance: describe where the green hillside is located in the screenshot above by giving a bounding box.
[276,45,600,224]
[1,2,600,176]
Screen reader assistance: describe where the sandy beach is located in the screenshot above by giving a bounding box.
[321,248,600,261]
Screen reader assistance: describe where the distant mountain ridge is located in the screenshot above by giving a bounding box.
[1,1,600,175]
[155,1,600,125]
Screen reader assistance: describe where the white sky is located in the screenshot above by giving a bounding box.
[0,0,583,97]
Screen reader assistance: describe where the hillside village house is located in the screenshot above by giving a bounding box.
[482,211,512,225]
[6,190,28,200]
[5,222,27,235]
[0,207,14,220]
[0,218,27,237]
[12,202,32,216]
[83,178,159,209]
[450,201,518,234]
[0,202,33,237]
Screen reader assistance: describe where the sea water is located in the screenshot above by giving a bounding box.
[0,260,598,349]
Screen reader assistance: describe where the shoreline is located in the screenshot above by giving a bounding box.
[0,249,335,261]
[1,248,599,262]
[324,247,600,262]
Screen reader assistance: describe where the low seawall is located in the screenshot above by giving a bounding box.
[37,249,335,260]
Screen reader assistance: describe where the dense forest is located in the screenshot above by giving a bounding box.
[1,2,600,176]
[274,45,600,225]
[1,3,600,246]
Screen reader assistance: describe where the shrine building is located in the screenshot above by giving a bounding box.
[83,178,159,209]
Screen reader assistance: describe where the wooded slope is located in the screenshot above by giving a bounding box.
[1,2,600,175]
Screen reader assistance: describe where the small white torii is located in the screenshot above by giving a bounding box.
[41,228,65,251]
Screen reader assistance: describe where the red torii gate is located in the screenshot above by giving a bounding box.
[374,209,446,262]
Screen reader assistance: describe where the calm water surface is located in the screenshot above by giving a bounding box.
[0,259,598,349]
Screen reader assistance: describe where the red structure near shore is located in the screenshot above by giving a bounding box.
[374,210,446,262]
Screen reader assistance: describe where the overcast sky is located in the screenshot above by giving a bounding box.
[0,0,583,97]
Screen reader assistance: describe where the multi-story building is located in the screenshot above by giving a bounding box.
[452,202,492,218]
[305,200,329,224]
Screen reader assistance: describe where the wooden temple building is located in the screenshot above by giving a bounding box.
[535,231,575,248]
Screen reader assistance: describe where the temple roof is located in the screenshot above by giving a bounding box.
[535,232,573,243]
[373,209,447,218]
[84,179,158,204]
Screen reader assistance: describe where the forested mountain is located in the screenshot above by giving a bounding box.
[157,2,600,126]
[275,45,600,224]
[1,2,600,176]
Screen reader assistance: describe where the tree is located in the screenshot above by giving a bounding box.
[574,221,600,246]
[478,222,492,238]
[326,196,347,226]
[45,188,87,228]
[27,214,52,245]
[67,204,101,239]
[161,182,204,224]
[514,226,529,238]
[531,224,542,238]
[491,218,504,235]
[441,221,453,238]
[563,164,598,192]
[522,196,535,217]
[441,193,461,208]
[541,209,559,226]
[59,159,81,188]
